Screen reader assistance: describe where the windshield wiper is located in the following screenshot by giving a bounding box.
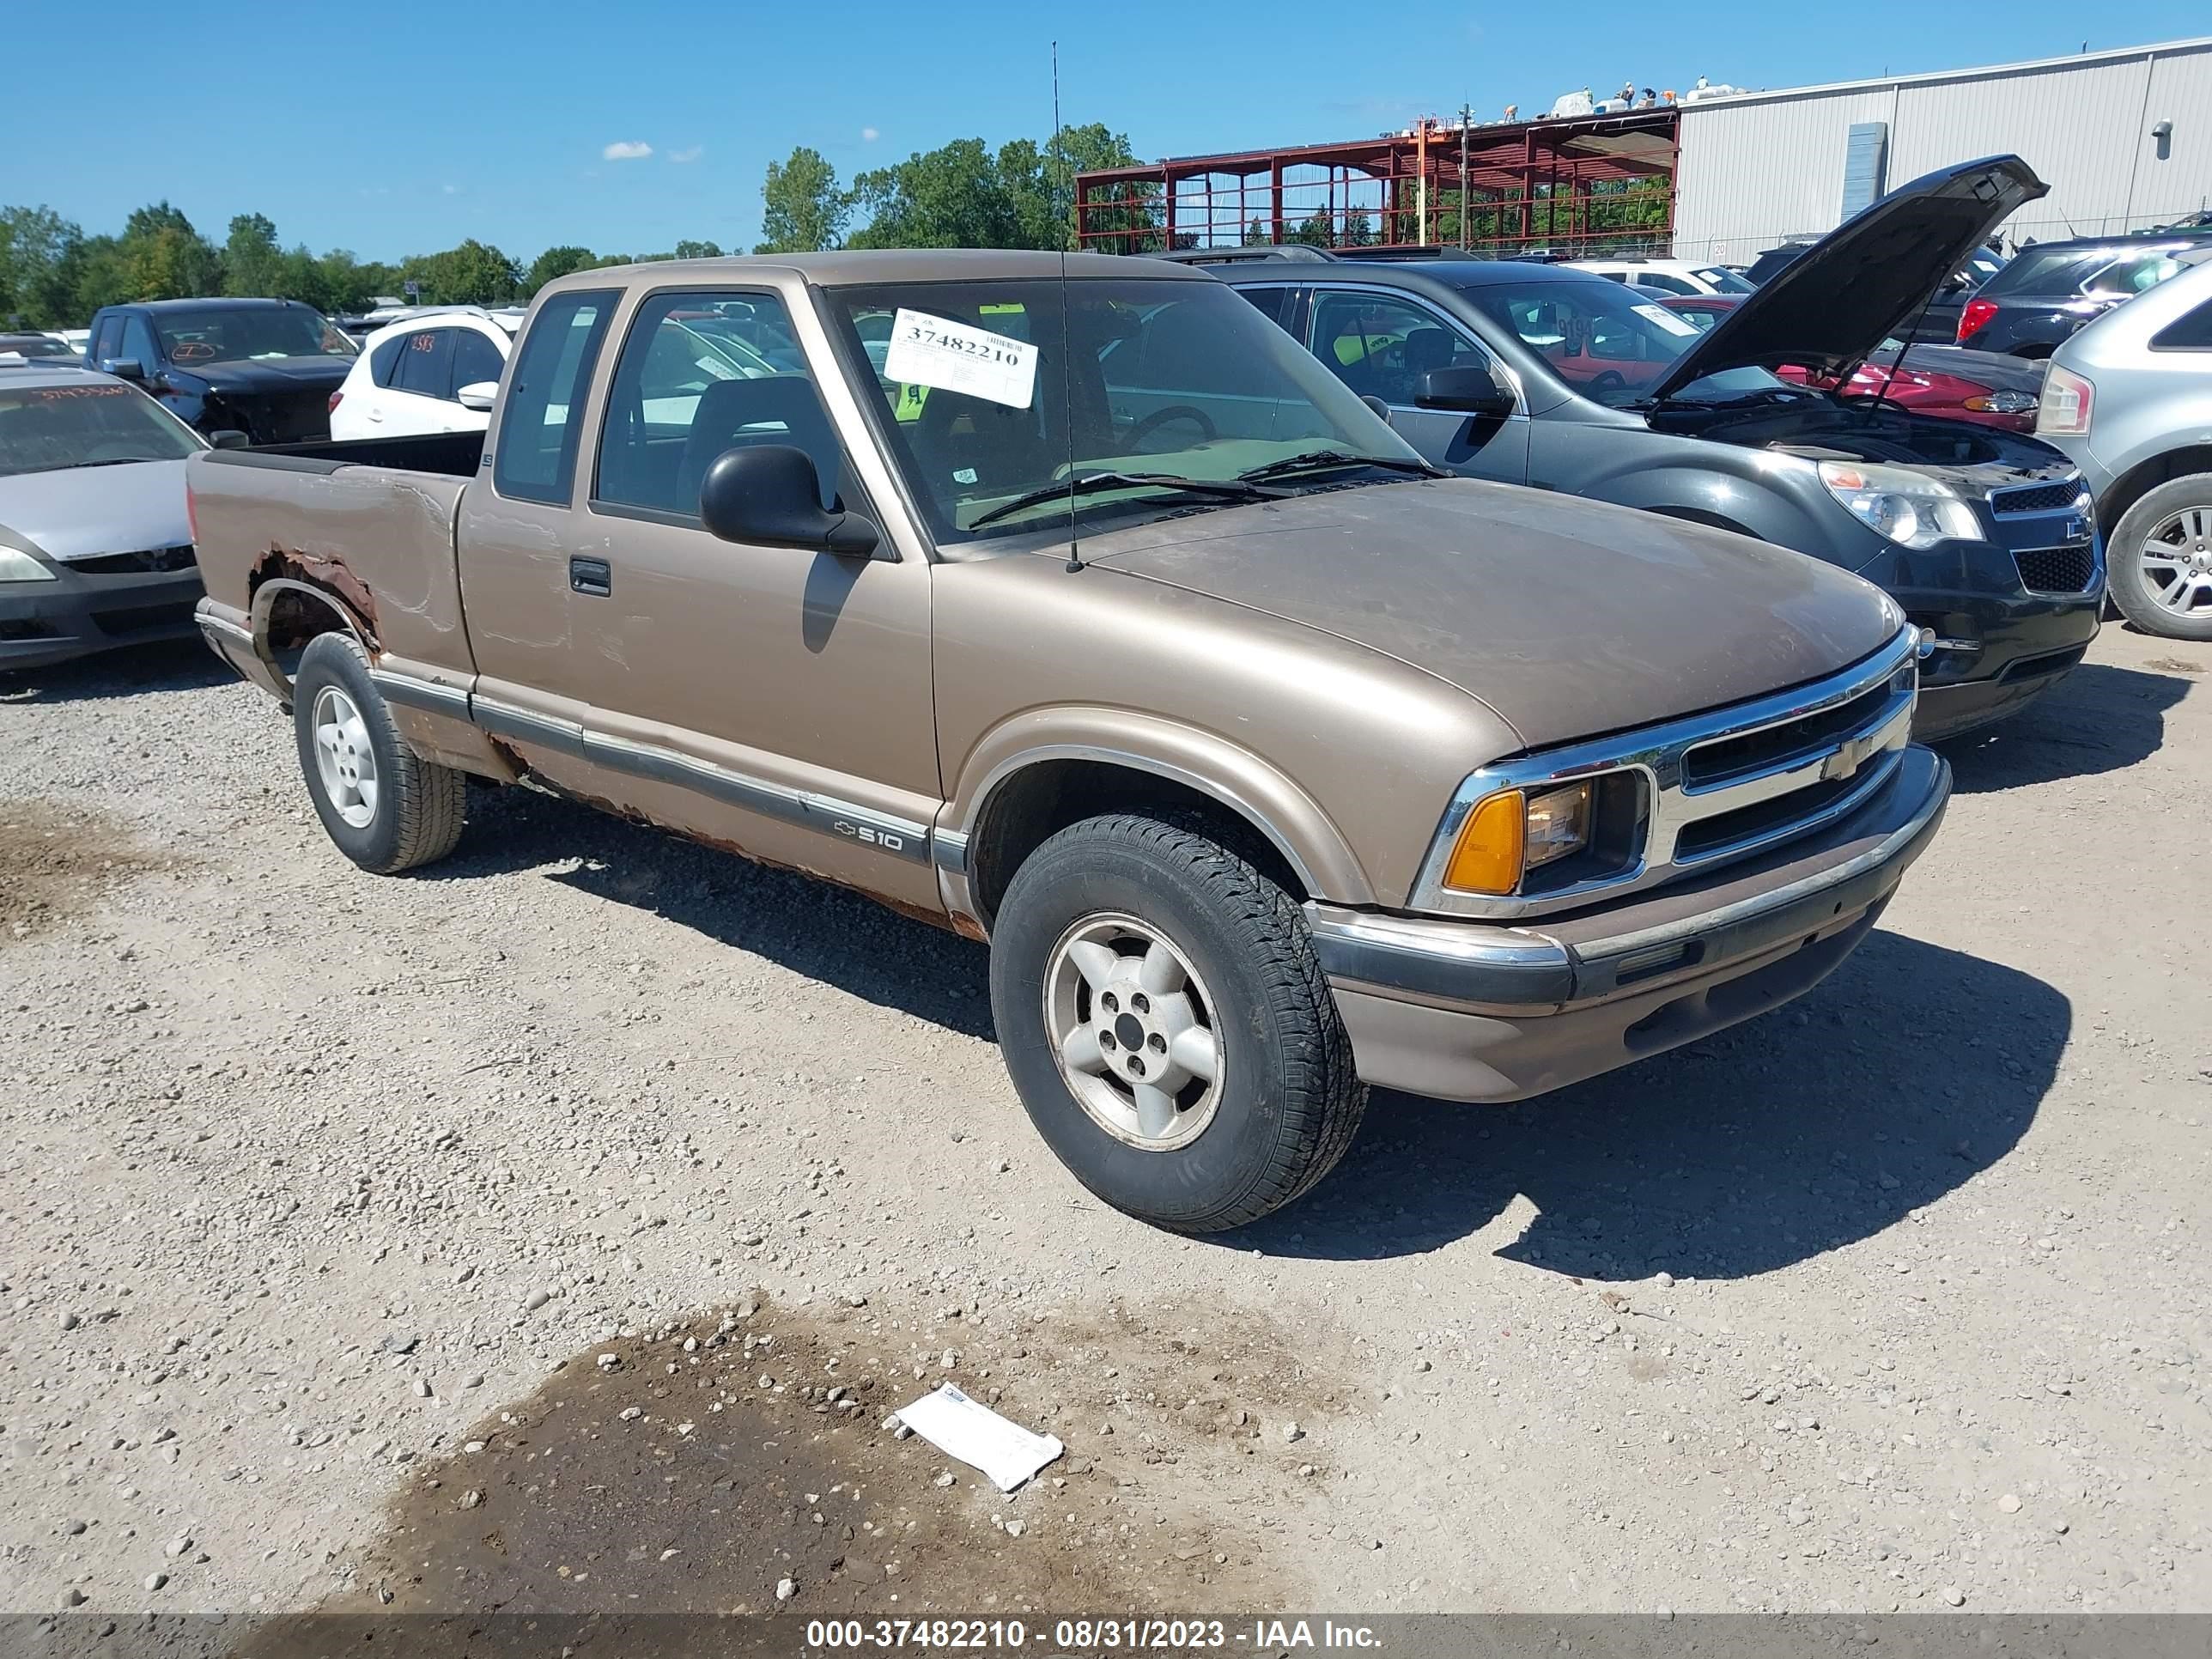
[50,458,165,470]
[1236,449,1445,483]
[968,471,1285,531]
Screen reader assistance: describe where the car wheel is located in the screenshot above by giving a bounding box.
[988,813,1367,1233]
[291,632,467,872]
[2107,475,2212,641]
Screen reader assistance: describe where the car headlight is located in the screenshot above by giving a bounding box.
[0,544,58,583]
[1443,781,1594,895]
[1962,390,2038,416]
[1818,460,1984,549]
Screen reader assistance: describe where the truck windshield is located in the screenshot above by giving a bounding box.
[1460,277,1786,407]
[0,381,204,477]
[153,307,357,365]
[825,278,1422,544]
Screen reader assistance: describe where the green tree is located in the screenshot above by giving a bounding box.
[222,212,284,296]
[1291,211,1334,248]
[118,202,222,297]
[403,240,520,306]
[756,147,849,253]
[672,239,725,260]
[1340,207,1376,248]
[0,204,84,326]
[522,245,599,294]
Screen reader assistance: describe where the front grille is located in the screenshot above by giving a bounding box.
[1681,678,1897,790]
[1674,772,1867,861]
[2013,544,2097,594]
[1990,479,2085,516]
[92,601,194,638]
[68,544,197,576]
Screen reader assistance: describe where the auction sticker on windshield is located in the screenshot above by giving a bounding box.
[1634,303,1700,337]
[884,309,1037,410]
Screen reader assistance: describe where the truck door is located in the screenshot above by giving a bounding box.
[455,286,623,749]
[565,283,941,913]
[1304,286,1529,484]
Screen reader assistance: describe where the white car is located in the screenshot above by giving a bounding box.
[1565,257,1756,298]
[328,309,520,440]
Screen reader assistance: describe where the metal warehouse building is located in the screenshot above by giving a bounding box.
[1672,35,2212,265]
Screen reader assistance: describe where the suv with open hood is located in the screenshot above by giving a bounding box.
[1211,157,2102,740]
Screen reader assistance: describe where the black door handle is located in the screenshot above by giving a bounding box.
[569,556,611,597]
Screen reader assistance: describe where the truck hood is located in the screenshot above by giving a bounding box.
[1077,479,1899,750]
[185,356,353,393]
[0,458,193,561]
[1651,155,2047,400]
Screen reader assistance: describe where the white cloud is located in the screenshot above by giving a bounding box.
[861,126,880,142]
[441,183,460,194]
[602,140,653,161]
[668,144,703,163]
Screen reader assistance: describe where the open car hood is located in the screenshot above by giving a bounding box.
[1650,155,2046,401]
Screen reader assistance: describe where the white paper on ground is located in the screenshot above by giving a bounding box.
[895,1382,1064,1492]
[883,309,1038,410]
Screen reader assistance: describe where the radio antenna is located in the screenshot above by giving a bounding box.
[1054,40,1082,572]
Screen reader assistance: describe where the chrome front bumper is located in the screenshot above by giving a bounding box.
[1310,744,1951,1101]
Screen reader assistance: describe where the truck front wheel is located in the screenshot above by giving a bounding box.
[291,632,466,873]
[988,813,1367,1233]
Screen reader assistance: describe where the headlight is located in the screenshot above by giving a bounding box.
[1443,781,1593,895]
[1818,460,1984,549]
[1963,390,2038,416]
[0,544,58,583]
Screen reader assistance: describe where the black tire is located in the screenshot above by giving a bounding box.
[291,632,466,873]
[2107,474,2212,641]
[988,813,1367,1233]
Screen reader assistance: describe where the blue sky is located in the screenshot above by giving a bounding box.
[4,2,2205,262]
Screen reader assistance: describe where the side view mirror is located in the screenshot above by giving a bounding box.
[455,380,498,411]
[699,444,881,559]
[1358,393,1393,424]
[1416,365,1516,418]
[100,356,145,381]
[207,428,251,450]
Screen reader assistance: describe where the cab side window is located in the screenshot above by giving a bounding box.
[1306,289,1492,407]
[593,290,845,519]
[493,289,617,506]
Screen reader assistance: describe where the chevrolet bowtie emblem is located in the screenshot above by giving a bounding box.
[1820,734,1876,783]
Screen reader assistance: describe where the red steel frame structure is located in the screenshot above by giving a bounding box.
[1076,108,1679,256]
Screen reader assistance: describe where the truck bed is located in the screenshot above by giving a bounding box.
[186,434,483,705]
[210,429,486,477]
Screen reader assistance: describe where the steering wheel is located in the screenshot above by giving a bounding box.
[1588,370,1629,393]
[1127,404,1217,450]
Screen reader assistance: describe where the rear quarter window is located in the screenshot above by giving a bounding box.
[2150,296,2212,350]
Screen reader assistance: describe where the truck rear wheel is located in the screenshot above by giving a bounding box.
[2108,474,2212,641]
[291,632,466,873]
[988,813,1367,1233]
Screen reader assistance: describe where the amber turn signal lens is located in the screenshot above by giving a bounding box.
[1443,788,1526,895]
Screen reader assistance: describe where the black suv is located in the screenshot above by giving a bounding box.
[1954,238,2212,357]
[1190,156,2104,740]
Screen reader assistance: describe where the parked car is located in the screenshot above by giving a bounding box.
[0,331,83,365]
[1745,244,2004,343]
[83,298,357,444]
[185,249,1951,1232]
[1656,296,2046,432]
[1954,237,2212,356]
[331,310,521,440]
[2036,258,2212,640]
[1210,156,2101,739]
[1565,256,1754,297]
[0,362,209,671]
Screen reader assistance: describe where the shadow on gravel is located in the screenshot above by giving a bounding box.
[428,784,995,1039]
[1938,660,2192,793]
[1229,930,2069,1280]
[0,637,230,705]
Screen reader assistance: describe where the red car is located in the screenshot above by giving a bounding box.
[1656,294,2045,431]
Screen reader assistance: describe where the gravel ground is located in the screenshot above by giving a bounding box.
[0,628,2205,1620]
